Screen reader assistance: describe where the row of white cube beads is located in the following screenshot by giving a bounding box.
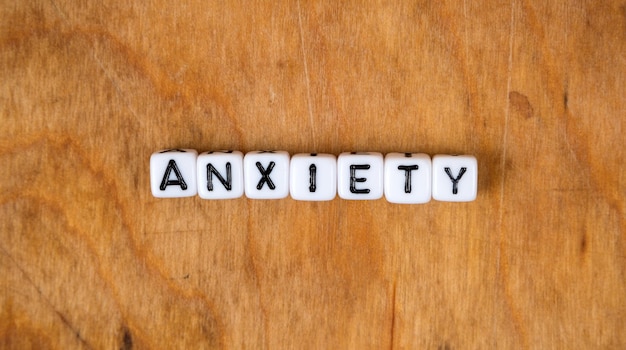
[150,150,477,202]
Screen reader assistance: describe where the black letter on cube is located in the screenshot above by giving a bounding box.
[207,163,232,191]
[350,164,371,194]
[309,164,317,192]
[256,161,276,190]
[444,167,467,194]
[160,160,188,190]
[398,165,419,193]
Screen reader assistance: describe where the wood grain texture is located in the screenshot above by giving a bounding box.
[1,0,625,348]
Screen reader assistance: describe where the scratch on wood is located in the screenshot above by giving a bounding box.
[92,54,142,122]
[494,0,515,343]
[389,281,397,350]
[0,244,93,349]
[463,0,472,127]
[48,0,141,122]
[48,0,68,21]
[497,2,530,347]
[244,201,270,349]
[559,115,591,189]
[296,0,316,146]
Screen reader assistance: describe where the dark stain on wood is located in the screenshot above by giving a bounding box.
[121,327,133,350]
[509,91,534,119]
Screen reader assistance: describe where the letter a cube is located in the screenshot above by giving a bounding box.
[150,149,198,198]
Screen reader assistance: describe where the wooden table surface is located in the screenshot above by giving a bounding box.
[1,1,625,348]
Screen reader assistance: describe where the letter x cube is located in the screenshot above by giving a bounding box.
[244,151,290,199]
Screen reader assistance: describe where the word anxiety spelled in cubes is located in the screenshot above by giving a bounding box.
[150,149,478,203]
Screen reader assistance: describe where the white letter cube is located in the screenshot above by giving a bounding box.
[290,153,337,201]
[337,152,384,200]
[384,153,431,204]
[150,149,198,198]
[244,151,290,199]
[197,150,244,199]
[432,154,477,202]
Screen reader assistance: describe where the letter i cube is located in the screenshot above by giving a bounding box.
[290,153,337,201]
